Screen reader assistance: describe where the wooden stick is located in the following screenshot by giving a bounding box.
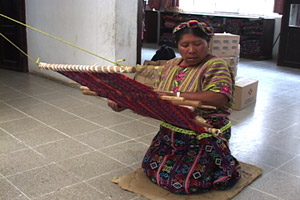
[82,90,97,96]
[153,89,174,94]
[170,99,202,107]
[38,62,136,73]
[193,117,213,128]
[161,96,185,101]
[200,105,217,110]
[80,86,90,90]
[80,88,216,110]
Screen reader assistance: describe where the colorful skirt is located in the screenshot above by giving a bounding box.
[142,117,241,194]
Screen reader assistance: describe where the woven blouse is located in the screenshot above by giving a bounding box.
[157,57,235,117]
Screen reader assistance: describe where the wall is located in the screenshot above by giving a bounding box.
[115,0,138,66]
[26,0,137,82]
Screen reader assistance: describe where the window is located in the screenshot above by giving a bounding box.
[179,0,278,17]
[289,4,300,27]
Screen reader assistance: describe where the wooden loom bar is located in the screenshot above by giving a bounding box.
[82,90,97,96]
[80,87,213,110]
[160,96,185,101]
[79,88,213,128]
[170,99,202,107]
[38,62,136,73]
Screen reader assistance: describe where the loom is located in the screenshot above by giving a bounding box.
[37,62,220,135]
[0,12,220,137]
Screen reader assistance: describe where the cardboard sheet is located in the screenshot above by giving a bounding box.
[112,162,262,200]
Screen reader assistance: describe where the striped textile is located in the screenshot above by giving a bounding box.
[157,57,235,116]
[58,71,206,133]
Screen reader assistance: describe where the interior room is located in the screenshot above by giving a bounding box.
[0,0,300,199]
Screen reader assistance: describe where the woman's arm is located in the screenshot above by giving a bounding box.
[179,91,229,108]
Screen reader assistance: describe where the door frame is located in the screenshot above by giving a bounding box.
[0,0,28,72]
[136,0,143,64]
[277,0,300,68]
[18,0,28,72]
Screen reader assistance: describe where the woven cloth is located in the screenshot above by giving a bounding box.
[59,71,206,133]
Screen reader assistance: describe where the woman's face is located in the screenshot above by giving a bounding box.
[177,33,209,66]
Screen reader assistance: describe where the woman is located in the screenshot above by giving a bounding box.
[108,20,241,194]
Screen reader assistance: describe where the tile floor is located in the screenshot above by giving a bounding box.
[1,45,300,200]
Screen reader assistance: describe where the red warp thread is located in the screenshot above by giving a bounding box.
[59,71,206,133]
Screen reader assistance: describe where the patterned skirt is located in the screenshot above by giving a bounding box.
[142,117,241,194]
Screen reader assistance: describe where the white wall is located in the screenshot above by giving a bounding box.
[26,0,137,82]
[115,0,138,66]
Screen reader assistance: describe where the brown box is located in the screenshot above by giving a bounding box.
[143,60,167,66]
[134,64,165,88]
[233,77,258,110]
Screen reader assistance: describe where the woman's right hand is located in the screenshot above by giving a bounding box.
[107,100,126,112]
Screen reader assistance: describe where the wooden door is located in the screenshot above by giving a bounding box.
[277,0,300,68]
[0,0,27,72]
[136,0,144,64]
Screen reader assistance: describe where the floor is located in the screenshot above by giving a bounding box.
[1,45,300,200]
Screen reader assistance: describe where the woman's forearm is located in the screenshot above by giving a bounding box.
[179,91,229,107]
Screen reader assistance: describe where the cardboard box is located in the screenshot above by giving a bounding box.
[143,60,167,66]
[209,33,240,57]
[210,33,240,45]
[134,64,165,88]
[233,77,258,110]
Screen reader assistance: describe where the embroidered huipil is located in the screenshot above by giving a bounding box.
[142,56,241,194]
[157,57,235,117]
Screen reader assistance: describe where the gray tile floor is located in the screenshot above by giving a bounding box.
[1,45,300,199]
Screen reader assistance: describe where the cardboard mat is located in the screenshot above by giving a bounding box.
[112,162,262,200]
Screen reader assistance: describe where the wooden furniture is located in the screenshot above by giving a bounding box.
[144,10,159,43]
[144,10,275,60]
[277,0,300,68]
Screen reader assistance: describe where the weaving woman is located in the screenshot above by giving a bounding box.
[108,20,241,194]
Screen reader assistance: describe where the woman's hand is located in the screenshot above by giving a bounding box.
[107,100,126,112]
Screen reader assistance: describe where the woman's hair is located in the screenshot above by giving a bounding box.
[174,27,212,44]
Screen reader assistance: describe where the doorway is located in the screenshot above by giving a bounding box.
[277,0,300,68]
[0,0,28,72]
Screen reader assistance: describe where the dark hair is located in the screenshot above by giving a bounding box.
[174,27,212,44]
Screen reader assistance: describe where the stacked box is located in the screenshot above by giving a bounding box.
[209,33,240,76]
[209,33,240,57]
